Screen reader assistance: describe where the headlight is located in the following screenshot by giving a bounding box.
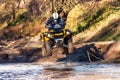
[66,31,70,35]
[47,34,51,37]
[47,33,53,38]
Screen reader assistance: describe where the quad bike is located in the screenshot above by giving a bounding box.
[40,24,73,57]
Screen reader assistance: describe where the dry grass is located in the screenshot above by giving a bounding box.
[73,10,120,43]
[66,0,118,32]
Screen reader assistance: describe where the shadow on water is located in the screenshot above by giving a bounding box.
[43,66,75,79]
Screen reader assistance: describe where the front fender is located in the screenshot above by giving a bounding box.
[40,33,50,42]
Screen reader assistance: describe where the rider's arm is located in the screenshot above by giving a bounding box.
[59,18,66,28]
[45,17,53,28]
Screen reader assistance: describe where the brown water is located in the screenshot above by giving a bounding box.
[0,62,120,80]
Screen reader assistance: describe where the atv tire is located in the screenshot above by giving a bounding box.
[68,38,73,54]
[42,41,52,57]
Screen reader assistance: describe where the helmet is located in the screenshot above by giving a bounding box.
[52,12,59,20]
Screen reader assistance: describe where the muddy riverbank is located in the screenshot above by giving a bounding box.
[0,37,120,63]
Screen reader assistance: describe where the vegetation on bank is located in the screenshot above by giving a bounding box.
[69,0,120,42]
[78,6,120,41]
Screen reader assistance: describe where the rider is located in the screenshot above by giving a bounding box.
[45,11,66,32]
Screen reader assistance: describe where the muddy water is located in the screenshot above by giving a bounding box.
[0,63,120,80]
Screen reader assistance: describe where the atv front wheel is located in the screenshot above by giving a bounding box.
[42,41,52,57]
[68,38,73,54]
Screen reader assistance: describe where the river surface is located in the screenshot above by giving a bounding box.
[0,62,120,80]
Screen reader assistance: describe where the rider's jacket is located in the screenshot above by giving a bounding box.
[46,17,66,31]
